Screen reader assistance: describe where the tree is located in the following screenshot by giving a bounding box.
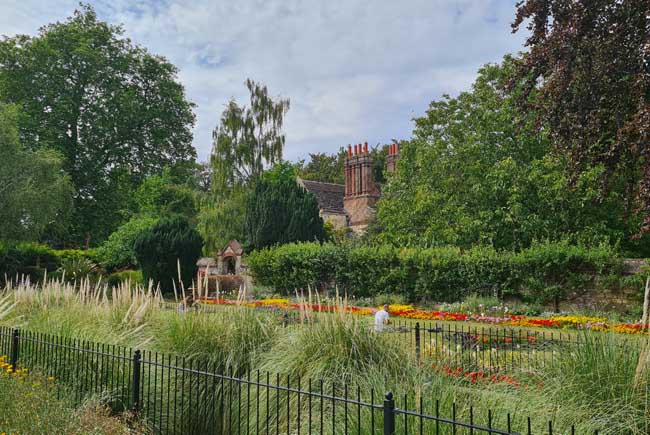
[95,216,158,271]
[134,216,202,294]
[0,103,73,241]
[197,186,248,254]
[244,162,326,250]
[297,145,388,186]
[0,5,196,246]
[199,80,289,252]
[511,0,650,235]
[376,57,630,251]
[297,151,346,184]
[132,171,197,221]
[210,79,290,189]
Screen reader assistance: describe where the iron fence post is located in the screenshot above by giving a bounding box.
[383,392,395,435]
[415,322,421,364]
[10,328,19,372]
[132,350,142,413]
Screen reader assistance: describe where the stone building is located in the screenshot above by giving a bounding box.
[300,142,400,234]
[197,239,245,276]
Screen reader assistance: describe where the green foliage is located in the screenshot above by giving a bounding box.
[134,216,203,293]
[244,164,326,250]
[209,79,289,189]
[375,56,641,253]
[132,171,197,220]
[248,241,621,303]
[197,186,248,255]
[0,368,148,435]
[0,242,98,283]
[297,150,346,184]
[199,80,290,254]
[512,0,650,236]
[0,103,73,241]
[56,257,100,283]
[296,144,388,185]
[0,5,196,245]
[96,217,159,271]
[105,269,143,288]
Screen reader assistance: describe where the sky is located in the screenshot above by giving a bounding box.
[1,0,528,162]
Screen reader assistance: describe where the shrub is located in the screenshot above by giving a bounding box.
[105,269,143,288]
[96,216,158,271]
[248,241,622,303]
[0,242,99,284]
[134,216,202,294]
[56,257,101,283]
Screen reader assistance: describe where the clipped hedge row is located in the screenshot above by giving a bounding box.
[247,241,623,303]
[0,242,98,282]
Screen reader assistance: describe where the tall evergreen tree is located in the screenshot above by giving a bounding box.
[244,163,325,250]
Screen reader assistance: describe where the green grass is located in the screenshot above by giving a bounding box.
[0,364,150,435]
[1,278,649,434]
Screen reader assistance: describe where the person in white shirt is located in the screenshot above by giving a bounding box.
[374,304,390,332]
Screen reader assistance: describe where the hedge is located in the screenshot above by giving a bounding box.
[247,241,623,303]
[0,242,99,283]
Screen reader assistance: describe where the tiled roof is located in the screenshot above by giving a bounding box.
[220,239,243,256]
[298,178,346,214]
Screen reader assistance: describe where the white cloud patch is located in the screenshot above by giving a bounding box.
[1,0,527,161]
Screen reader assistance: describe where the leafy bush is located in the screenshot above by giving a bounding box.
[56,257,101,283]
[96,217,158,271]
[105,269,143,288]
[0,242,98,283]
[134,216,202,294]
[248,241,622,303]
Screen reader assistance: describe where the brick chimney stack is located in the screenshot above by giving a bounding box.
[344,141,379,232]
[386,142,400,173]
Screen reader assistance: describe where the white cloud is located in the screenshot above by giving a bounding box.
[0,0,527,161]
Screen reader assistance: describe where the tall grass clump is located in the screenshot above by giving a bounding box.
[2,276,160,347]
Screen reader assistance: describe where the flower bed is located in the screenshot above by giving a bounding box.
[198,298,649,335]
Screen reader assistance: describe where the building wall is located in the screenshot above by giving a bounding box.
[343,194,378,229]
[321,212,348,230]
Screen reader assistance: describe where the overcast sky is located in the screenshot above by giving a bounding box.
[1,0,528,162]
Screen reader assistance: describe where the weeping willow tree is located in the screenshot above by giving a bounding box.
[198,80,290,253]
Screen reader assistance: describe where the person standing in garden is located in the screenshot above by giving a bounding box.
[374,304,390,332]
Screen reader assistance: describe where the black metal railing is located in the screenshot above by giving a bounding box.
[0,325,600,435]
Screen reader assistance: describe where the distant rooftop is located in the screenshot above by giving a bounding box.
[297,178,346,215]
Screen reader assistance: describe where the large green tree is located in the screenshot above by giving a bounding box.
[210,79,290,189]
[376,57,630,251]
[0,5,196,246]
[0,103,73,241]
[511,0,650,235]
[199,80,289,253]
[244,162,325,251]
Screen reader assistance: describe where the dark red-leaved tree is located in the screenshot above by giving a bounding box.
[510,0,650,234]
